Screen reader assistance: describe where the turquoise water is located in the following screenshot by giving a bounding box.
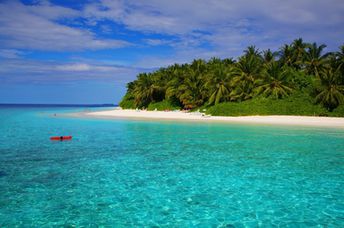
[0,106,343,227]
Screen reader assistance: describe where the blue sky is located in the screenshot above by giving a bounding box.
[0,0,343,104]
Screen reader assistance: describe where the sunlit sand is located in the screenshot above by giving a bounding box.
[81,109,344,128]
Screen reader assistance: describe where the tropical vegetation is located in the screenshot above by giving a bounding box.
[120,39,344,116]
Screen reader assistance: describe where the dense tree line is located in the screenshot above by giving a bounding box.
[120,39,344,112]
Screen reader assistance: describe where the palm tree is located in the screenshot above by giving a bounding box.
[158,64,187,99]
[206,64,234,105]
[332,45,344,83]
[126,81,136,94]
[291,38,309,68]
[190,59,207,74]
[165,64,205,109]
[119,81,138,108]
[335,45,344,84]
[244,45,261,59]
[315,66,344,111]
[230,82,255,101]
[207,57,223,68]
[304,42,327,76]
[133,73,159,107]
[255,62,293,99]
[223,58,236,66]
[177,69,205,109]
[279,44,294,67]
[231,55,262,100]
[262,49,277,64]
[165,64,186,102]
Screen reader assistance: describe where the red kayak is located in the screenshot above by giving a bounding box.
[50,136,72,141]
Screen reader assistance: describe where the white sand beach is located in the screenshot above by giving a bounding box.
[81,109,344,128]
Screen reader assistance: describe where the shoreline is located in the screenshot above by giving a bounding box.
[68,109,344,129]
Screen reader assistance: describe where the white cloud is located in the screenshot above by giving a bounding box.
[2,0,343,55]
[56,63,91,72]
[1,0,343,84]
[0,49,26,59]
[89,0,344,32]
[0,59,140,84]
[78,0,344,69]
[26,0,80,20]
[143,39,173,46]
[0,1,130,51]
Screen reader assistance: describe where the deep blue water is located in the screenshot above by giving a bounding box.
[0,106,343,227]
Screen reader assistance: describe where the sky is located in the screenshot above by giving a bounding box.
[0,0,343,104]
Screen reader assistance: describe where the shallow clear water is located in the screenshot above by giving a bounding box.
[0,106,343,227]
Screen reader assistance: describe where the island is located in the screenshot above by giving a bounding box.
[119,39,344,117]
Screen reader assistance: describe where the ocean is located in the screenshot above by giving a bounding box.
[0,105,343,226]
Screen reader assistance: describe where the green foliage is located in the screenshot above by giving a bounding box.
[119,39,344,114]
[255,62,293,99]
[291,38,309,69]
[206,63,234,105]
[331,105,344,117]
[120,100,135,109]
[147,100,181,111]
[315,66,344,111]
[262,49,277,63]
[206,93,331,117]
[119,94,136,109]
[289,69,314,90]
[304,42,327,76]
[230,54,262,101]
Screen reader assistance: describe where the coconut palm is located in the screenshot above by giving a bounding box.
[165,65,186,101]
[262,49,277,64]
[165,64,205,109]
[206,64,234,105]
[223,58,236,66]
[177,69,205,109]
[332,45,344,84]
[207,57,223,67]
[255,62,293,99]
[190,59,207,74]
[231,55,262,100]
[338,45,344,63]
[279,44,294,67]
[230,82,255,101]
[291,38,309,68]
[304,42,327,76]
[315,66,344,111]
[156,64,182,98]
[126,81,136,94]
[133,73,160,107]
[244,45,261,58]
[335,45,344,84]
